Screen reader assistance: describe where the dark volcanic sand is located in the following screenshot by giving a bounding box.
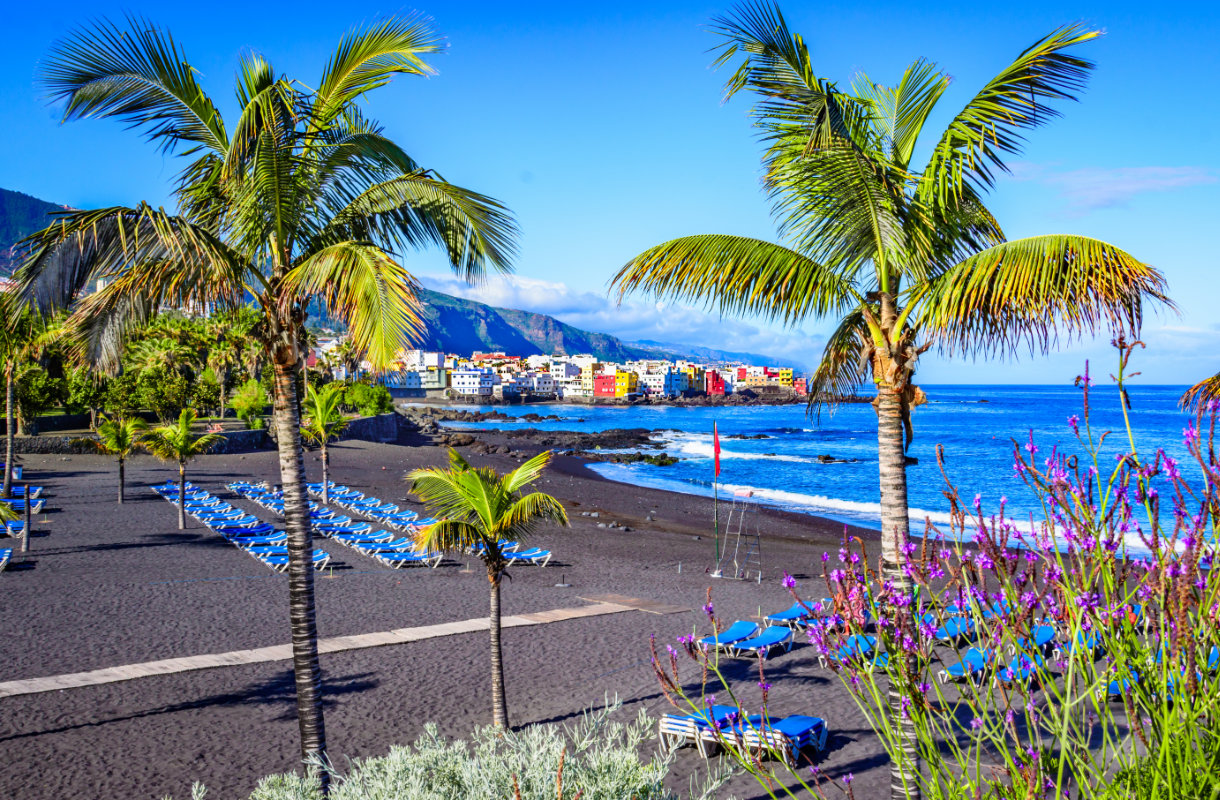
[0,439,889,800]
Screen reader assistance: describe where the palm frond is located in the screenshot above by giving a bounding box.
[502,451,555,495]
[918,25,1100,207]
[142,408,224,461]
[1181,372,1220,413]
[314,15,442,126]
[610,235,854,325]
[316,171,518,282]
[498,492,569,539]
[414,518,484,555]
[807,308,871,417]
[919,235,1173,357]
[280,241,423,369]
[40,15,228,155]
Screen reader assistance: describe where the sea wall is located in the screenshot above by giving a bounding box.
[7,412,406,455]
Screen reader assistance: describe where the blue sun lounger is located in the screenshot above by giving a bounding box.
[352,537,416,552]
[1000,653,1048,685]
[505,547,552,566]
[698,621,759,650]
[376,550,442,569]
[0,498,43,514]
[6,520,24,536]
[9,485,42,499]
[708,714,830,767]
[0,547,10,571]
[232,532,288,548]
[331,531,394,544]
[315,521,373,536]
[725,626,795,659]
[1010,622,1057,655]
[658,704,741,755]
[818,634,879,669]
[932,615,976,644]
[259,550,331,572]
[766,599,830,628]
[937,647,994,683]
[1053,630,1106,662]
[215,520,272,536]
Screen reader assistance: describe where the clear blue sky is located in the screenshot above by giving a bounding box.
[1,1,1216,384]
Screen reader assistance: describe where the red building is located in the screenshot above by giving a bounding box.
[793,377,809,397]
[593,374,617,397]
[705,369,727,396]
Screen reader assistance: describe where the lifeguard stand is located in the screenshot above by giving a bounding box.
[712,488,763,583]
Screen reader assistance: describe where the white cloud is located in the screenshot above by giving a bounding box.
[417,272,825,367]
[1011,164,1216,213]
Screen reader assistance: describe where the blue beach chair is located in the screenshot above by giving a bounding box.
[0,547,10,571]
[710,714,829,766]
[765,599,830,628]
[658,704,741,756]
[725,626,795,659]
[698,621,759,650]
[938,647,995,683]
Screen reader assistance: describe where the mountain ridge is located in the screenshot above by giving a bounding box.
[0,187,800,368]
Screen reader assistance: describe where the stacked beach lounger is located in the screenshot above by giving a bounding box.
[152,481,330,572]
[304,482,444,568]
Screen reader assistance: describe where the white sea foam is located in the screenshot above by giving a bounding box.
[658,432,813,464]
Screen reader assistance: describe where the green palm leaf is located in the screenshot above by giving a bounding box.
[918,235,1173,357]
[611,234,855,325]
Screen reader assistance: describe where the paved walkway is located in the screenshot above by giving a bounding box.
[0,598,668,699]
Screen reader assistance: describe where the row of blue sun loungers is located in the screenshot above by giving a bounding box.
[305,481,556,568]
[151,482,331,572]
[659,704,829,767]
[230,482,443,569]
[697,620,796,660]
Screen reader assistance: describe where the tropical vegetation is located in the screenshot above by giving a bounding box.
[14,14,517,779]
[142,408,225,529]
[409,450,568,728]
[80,413,147,503]
[300,384,349,505]
[611,5,1170,796]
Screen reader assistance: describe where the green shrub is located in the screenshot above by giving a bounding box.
[15,367,67,433]
[344,382,393,416]
[192,371,221,416]
[230,379,268,429]
[103,371,143,416]
[138,368,193,422]
[178,704,730,800]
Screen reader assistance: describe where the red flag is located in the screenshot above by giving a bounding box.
[713,422,721,477]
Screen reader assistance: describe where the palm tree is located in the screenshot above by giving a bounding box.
[408,449,568,728]
[127,336,198,376]
[300,383,348,505]
[15,16,516,776]
[82,413,147,503]
[610,6,1170,797]
[0,307,59,498]
[205,333,239,420]
[142,408,224,529]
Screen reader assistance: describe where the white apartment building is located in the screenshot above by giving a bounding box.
[400,349,445,370]
[527,372,556,394]
[638,368,687,398]
[382,370,423,389]
[451,369,499,397]
[525,354,552,371]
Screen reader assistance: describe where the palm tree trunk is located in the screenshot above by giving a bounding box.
[321,445,329,505]
[21,491,30,553]
[118,457,125,504]
[177,463,186,530]
[3,366,13,500]
[877,382,920,800]
[271,350,329,787]
[220,368,228,421]
[489,567,509,728]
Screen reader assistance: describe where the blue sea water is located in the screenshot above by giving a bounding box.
[434,385,1198,540]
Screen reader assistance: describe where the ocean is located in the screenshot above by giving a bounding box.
[436,384,1199,543]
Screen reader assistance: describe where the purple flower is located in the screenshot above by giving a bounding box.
[843,774,854,786]
[758,681,772,692]
[970,717,984,729]
[1068,415,1079,434]
[781,573,796,590]
[702,602,714,617]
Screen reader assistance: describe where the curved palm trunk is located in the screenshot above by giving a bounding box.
[874,292,920,800]
[321,444,330,505]
[876,384,919,800]
[271,352,329,787]
[3,366,13,500]
[177,463,187,530]
[118,456,126,504]
[489,568,509,728]
[21,491,30,553]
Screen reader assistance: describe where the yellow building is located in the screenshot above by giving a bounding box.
[580,363,603,395]
[614,369,639,397]
[776,368,794,388]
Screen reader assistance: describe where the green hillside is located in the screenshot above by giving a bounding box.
[0,188,69,272]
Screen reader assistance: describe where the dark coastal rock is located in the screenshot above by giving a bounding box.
[501,427,655,451]
[444,432,477,447]
[816,454,860,464]
[726,433,771,440]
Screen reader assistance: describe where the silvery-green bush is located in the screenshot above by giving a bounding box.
[175,703,731,800]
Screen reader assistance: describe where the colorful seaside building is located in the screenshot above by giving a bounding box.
[614,369,639,398]
[593,373,617,397]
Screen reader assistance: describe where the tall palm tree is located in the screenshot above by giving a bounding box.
[610,5,1170,797]
[408,449,568,728]
[15,15,516,776]
[0,307,60,498]
[205,332,240,421]
[142,408,224,529]
[126,336,198,375]
[300,383,348,504]
[82,413,148,503]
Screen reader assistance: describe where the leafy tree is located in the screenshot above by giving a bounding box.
[230,379,268,429]
[80,413,147,503]
[102,370,143,417]
[142,408,225,529]
[343,382,394,416]
[65,366,108,428]
[609,6,1170,796]
[300,383,348,504]
[19,15,516,774]
[192,369,222,416]
[126,335,198,376]
[409,450,568,728]
[138,367,193,422]
[15,366,66,434]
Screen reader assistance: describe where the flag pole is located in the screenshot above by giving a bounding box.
[713,421,720,567]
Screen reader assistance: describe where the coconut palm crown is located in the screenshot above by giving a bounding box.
[88,413,148,504]
[12,14,518,776]
[142,408,224,530]
[408,449,568,729]
[610,5,1171,798]
[300,383,349,504]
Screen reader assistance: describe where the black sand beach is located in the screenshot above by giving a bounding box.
[0,438,889,800]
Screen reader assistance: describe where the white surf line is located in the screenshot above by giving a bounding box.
[0,601,636,699]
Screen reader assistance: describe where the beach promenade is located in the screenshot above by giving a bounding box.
[0,439,883,800]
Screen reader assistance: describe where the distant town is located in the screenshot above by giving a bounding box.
[317,341,807,402]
